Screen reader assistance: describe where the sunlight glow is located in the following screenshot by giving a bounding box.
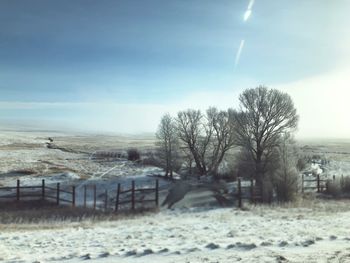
[243,10,252,22]
[244,0,254,22]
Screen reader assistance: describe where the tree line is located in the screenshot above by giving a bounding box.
[156,86,300,202]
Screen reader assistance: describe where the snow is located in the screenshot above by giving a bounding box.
[1,202,350,262]
[1,131,350,262]
[324,160,350,179]
[311,163,323,175]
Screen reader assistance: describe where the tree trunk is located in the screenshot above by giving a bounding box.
[190,147,206,176]
[255,151,266,202]
[211,150,227,179]
[255,152,273,203]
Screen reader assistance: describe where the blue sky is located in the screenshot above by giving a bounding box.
[0,0,350,137]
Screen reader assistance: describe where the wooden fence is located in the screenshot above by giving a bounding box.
[0,179,76,206]
[115,179,159,211]
[0,178,270,210]
[301,174,337,193]
[236,178,262,208]
[0,179,159,212]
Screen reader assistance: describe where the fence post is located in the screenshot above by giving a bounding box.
[72,186,76,207]
[115,183,120,211]
[131,180,135,210]
[16,179,20,201]
[238,177,242,208]
[93,185,97,210]
[317,174,320,193]
[301,173,304,194]
[250,178,254,203]
[42,179,45,200]
[56,183,60,205]
[155,179,159,206]
[104,189,108,211]
[84,185,87,208]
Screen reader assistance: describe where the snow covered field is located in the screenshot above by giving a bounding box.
[0,131,157,181]
[1,200,350,263]
[0,130,172,209]
[1,131,350,262]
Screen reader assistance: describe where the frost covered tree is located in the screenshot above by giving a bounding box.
[156,113,179,178]
[206,107,236,177]
[230,86,299,200]
[176,109,209,176]
[176,108,235,177]
[273,133,299,202]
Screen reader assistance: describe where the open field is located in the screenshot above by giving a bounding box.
[2,199,350,262]
[298,138,350,181]
[299,138,350,162]
[1,130,350,262]
[0,130,156,179]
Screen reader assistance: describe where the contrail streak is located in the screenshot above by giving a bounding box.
[234,39,245,68]
[244,0,255,22]
[247,0,255,10]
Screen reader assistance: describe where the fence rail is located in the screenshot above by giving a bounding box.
[235,178,262,208]
[0,179,160,212]
[0,178,268,210]
[115,179,159,211]
[0,179,75,206]
[301,174,335,193]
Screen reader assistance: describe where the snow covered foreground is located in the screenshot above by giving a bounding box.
[2,201,350,263]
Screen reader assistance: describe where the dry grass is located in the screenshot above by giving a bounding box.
[9,169,37,175]
[51,134,157,153]
[298,138,350,162]
[0,200,159,230]
[244,194,350,215]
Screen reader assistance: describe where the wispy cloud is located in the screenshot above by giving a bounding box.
[0,101,118,110]
[1,68,350,139]
[234,39,245,68]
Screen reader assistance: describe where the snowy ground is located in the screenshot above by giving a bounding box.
[0,130,171,209]
[0,131,156,181]
[1,131,350,262]
[300,138,350,178]
[1,200,350,263]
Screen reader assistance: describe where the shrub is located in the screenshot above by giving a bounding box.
[296,156,307,171]
[217,172,237,182]
[312,154,322,160]
[325,179,342,197]
[341,176,350,193]
[127,148,141,162]
[142,151,161,166]
[273,166,299,202]
[323,176,350,197]
[263,178,275,203]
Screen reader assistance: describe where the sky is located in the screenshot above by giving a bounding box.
[0,0,349,138]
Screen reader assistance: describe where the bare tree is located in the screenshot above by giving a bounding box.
[156,113,179,178]
[176,109,209,176]
[176,108,235,177]
[232,148,255,179]
[230,86,299,198]
[181,148,195,179]
[206,107,236,176]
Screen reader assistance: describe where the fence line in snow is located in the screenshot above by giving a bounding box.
[301,174,342,193]
[0,179,159,212]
